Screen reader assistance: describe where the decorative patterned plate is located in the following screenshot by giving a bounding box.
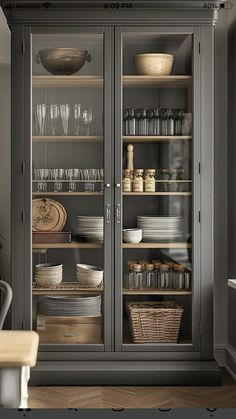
[32,198,67,232]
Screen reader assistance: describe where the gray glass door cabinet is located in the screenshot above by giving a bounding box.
[8,1,222,385]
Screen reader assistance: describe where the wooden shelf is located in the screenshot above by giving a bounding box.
[33,241,103,249]
[123,289,192,295]
[123,135,192,143]
[32,282,103,295]
[123,75,192,88]
[123,242,191,249]
[32,135,103,143]
[32,192,103,196]
[32,75,103,88]
[123,192,191,196]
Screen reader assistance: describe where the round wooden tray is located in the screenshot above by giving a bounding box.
[32,198,67,232]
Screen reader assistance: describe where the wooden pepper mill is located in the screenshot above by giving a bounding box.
[127,144,134,171]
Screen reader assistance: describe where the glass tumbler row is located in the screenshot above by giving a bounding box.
[33,168,104,192]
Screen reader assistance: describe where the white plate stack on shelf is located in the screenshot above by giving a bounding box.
[76,264,103,287]
[39,295,102,317]
[34,263,63,287]
[137,216,183,242]
[75,216,104,243]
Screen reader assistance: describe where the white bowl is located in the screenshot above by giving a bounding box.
[35,276,62,287]
[123,229,142,243]
[134,53,174,76]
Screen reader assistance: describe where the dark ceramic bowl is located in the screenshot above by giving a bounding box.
[37,48,90,75]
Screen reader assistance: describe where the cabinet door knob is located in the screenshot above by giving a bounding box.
[105,183,111,188]
[116,183,121,188]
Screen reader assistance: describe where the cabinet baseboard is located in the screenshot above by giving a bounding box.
[30,360,221,386]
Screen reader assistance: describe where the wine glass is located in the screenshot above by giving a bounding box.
[48,104,59,135]
[35,104,47,135]
[60,104,70,135]
[82,109,93,136]
[74,104,82,135]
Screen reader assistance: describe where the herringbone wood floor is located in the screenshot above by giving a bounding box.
[28,369,236,408]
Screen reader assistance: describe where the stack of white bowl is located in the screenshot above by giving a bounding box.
[35,263,63,287]
[123,229,142,244]
[75,216,104,243]
[76,264,103,287]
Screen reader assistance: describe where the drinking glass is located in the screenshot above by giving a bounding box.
[82,109,93,136]
[34,168,49,192]
[35,104,47,135]
[74,104,82,135]
[48,104,59,135]
[65,168,79,192]
[60,104,70,135]
[50,168,64,192]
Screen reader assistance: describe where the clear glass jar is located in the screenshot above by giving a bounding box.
[161,109,168,135]
[144,169,156,192]
[134,109,142,135]
[139,262,147,288]
[123,169,132,192]
[184,269,191,290]
[124,263,134,289]
[159,264,169,288]
[133,169,144,192]
[132,264,143,290]
[145,263,155,288]
[166,109,175,136]
[139,108,148,136]
[174,109,184,135]
[175,265,185,289]
[147,109,154,135]
[154,262,161,288]
[152,108,161,136]
[123,109,129,135]
[126,108,137,136]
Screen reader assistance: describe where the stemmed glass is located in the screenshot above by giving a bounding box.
[65,168,79,192]
[50,168,65,192]
[48,104,60,135]
[82,109,93,136]
[34,168,49,192]
[35,104,47,135]
[74,104,82,136]
[60,104,70,135]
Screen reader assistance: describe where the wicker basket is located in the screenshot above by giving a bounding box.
[126,300,184,343]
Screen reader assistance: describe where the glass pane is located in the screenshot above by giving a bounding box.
[31,32,105,346]
[121,32,193,346]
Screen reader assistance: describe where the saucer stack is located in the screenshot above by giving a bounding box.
[137,216,183,242]
[75,216,104,243]
[39,295,102,317]
[35,263,63,287]
[76,264,103,287]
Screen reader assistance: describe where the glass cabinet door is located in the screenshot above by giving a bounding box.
[115,28,199,351]
[31,29,112,350]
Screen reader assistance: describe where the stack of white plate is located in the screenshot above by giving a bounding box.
[34,263,63,287]
[137,216,183,242]
[39,295,101,317]
[75,216,104,243]
[76,264,103,287]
